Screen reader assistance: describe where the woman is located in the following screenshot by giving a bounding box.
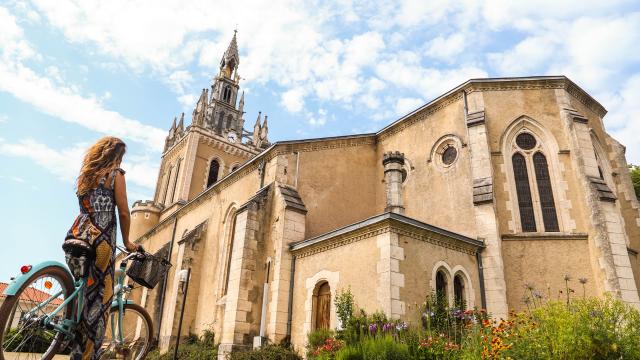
[63,136,138,360]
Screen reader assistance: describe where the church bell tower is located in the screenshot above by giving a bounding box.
[130,31,271,236]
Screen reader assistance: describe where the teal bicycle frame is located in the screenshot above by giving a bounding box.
[2,254,139,345]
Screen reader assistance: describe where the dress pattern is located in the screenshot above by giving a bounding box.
[65,168,124,360]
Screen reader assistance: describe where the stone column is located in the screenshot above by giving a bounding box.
[383,151,405,214]
[464,91,508,318]
[376,230,405,319]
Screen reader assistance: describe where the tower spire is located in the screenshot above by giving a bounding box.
[220,31,239,78]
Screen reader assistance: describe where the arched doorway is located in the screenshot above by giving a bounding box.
[313,282,331,330]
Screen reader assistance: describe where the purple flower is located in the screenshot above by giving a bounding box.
[382,323,393,332]
[368,323,378,333]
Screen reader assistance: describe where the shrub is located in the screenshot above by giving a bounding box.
[227,344,302,360]
[363,335,410,359]
[306,328,336,357]
[335,287,355,329]
[146,330,218,360]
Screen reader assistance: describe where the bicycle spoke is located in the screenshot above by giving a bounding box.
[1,270,72,360]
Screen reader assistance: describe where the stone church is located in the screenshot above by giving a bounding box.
[127,33,640,356]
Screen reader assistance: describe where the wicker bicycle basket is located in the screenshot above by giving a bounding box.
[126,253,172,289]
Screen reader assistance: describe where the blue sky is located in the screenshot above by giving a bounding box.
[1,0,639,282]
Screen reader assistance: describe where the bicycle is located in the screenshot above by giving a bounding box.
[0,246,170,360]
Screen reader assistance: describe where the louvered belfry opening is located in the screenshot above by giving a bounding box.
[207,160,220,187]
[533,152,559,232]
[512,153,537,232]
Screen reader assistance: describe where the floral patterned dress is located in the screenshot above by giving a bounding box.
[65,168,124,360]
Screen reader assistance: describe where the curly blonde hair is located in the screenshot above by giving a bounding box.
[76,136,126,195]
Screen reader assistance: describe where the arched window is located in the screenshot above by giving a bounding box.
[313,282,331,330]
[207,160,220,188]
[453,274,466,309]
[435,270,448,305]
[512,153,537,232]
[168,159,182,204]
[160,166,173,205]
[533,152,559,232]
[504,119,564,234]
[222,214,237,295]
[223,85,232,103]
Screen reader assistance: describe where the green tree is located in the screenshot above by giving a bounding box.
[630,164,640,200]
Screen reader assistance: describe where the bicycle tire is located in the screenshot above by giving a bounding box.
[99,303,154,360]
[0,265,75,360]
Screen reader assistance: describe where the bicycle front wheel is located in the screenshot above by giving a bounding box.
[0,265,75,360]
[99,303,153,360]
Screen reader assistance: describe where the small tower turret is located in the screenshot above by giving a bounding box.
[383,151,405,214]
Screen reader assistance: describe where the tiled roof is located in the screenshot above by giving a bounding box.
[0,281,64,306]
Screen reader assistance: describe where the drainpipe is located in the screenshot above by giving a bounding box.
[476,248,487,310]
[286,255,296,344]
[157,216,178,342]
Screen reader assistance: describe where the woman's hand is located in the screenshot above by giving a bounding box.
[125,241,139,252]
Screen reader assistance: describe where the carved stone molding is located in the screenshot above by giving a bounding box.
[290,213,483,258]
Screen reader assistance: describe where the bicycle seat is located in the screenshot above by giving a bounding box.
[62,239,95,258]
[62,239,95,279]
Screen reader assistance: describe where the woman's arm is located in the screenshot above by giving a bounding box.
[114,170,137,252]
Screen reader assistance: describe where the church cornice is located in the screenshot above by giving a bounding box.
[376,76,607,141]
[290,212,483,258]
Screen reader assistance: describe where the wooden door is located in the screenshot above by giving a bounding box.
[315,282,331,329]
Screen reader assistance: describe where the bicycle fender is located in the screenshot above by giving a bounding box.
[3,261,73,296]
[110,299,134,309]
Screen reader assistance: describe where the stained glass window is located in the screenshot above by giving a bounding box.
[533,152,559,232]
[512,153,537,232]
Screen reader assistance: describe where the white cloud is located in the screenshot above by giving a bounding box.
[281,87,306,113]
[0,138,85,182]
[488,35,559,75]
[602,75,640,165]
[0,6,36,61]
[395,97,424,116]
[0,175,26,183]
[177,94,197,109]
[166,70,193,95]
[0,137,158,190]
[0,114,7,123]
[0,5,166,151]
[425,33,466,61]
[0,61,167,150]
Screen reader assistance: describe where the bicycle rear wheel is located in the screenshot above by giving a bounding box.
[99,303,153,360]
[0,266,75,360]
